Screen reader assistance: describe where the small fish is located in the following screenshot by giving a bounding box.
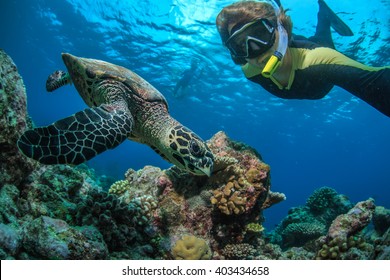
[46,70,72,92]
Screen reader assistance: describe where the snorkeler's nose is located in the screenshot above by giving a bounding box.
[249,41,261,51]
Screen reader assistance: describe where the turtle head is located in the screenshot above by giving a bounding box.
[166,125,214,177]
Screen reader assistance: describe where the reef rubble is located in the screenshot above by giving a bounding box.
[0,49,389,260]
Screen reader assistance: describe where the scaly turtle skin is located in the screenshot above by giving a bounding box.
[18,53,214,176]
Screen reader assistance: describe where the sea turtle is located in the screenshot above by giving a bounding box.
[17,53,214,176]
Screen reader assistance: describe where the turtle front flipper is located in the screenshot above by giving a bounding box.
[17,104,133,165]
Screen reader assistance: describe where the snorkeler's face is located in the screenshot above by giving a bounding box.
[246,42,275,69]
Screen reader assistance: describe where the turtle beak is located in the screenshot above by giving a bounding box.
[202,167,212,177]
[198,153,214,177]
[197,162,213,177]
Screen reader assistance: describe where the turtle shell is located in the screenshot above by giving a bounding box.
[121,68,168,107]
[62,53,168,109]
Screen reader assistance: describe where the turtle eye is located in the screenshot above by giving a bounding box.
[190,139,204,157]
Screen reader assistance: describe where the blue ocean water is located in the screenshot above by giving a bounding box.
[1,0,389,229]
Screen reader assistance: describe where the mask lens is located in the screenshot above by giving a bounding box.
[226,19,275,59]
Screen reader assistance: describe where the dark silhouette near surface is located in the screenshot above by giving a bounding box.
[173,59,199,98]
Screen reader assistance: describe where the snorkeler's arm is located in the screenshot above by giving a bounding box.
[302,48,390,116]
[240,46,390,116]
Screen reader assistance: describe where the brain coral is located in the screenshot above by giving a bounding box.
[171,235,212,260]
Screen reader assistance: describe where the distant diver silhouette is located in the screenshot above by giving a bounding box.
[173,59,199,98]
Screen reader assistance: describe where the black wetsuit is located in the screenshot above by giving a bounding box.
[241,40,390,117]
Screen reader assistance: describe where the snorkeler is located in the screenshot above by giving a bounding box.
[173,59,199,98]
[216,0,390,117]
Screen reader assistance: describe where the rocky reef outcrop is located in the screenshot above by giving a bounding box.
[0,49,36,187]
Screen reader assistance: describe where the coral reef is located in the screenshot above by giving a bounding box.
[0,163,162,259]
[22,216,108,259]
[115,166,162,205]
[269,193,388,260]
[270,186,353,248]
[372,227,390,259]
[148,131,284,259]
[98,130,282,259]
[211,179,247,215]
[0,123,284,259]
[207,132,274,217]
[0,223,21,259]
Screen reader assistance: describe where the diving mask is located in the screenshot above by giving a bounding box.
[225,18,276,63]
